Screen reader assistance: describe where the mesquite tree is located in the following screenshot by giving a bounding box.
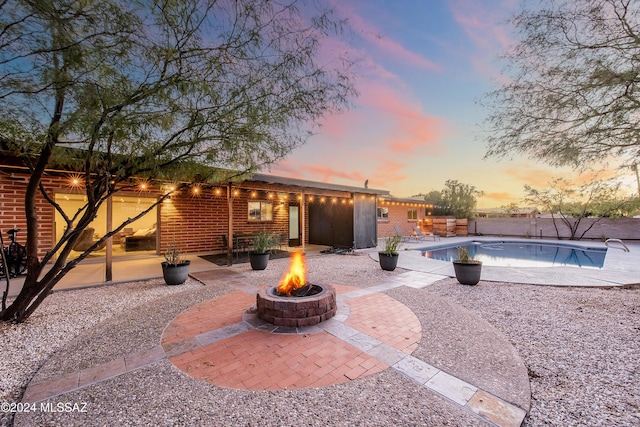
[524,178,639,240]
[0,0,355,322]
[483,0,640,170]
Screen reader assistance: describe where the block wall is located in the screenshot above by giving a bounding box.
[470,217,640,240]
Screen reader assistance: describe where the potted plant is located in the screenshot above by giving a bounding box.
[249,231,277,270]
[161,242,191,285]
[452,246,482,285]
[379,234,402,271]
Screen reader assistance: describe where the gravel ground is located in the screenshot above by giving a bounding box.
[427,278,640,426]
[1,252,639,426]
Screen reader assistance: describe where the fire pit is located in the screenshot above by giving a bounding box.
[256,251,336,327]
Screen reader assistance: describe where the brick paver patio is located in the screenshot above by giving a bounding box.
[161,284,421,390]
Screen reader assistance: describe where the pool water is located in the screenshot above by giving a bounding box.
[421,241,607,269]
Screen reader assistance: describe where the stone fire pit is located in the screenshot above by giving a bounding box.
[256,284,337,327]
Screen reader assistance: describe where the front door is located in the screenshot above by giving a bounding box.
[289,205,300,246]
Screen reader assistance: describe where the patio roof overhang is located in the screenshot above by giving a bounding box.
[248,173,389,198]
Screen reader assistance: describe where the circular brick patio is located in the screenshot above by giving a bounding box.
[161,285,422,390]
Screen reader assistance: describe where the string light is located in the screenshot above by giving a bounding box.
[68,174,83,189]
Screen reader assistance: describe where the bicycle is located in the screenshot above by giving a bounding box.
[0,232,8,281]
[0,228,27,278]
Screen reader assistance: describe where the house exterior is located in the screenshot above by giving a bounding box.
[0,160,389,261]
[376,196,435,238]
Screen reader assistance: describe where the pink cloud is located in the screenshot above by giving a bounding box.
[267,1,457,194]
[369,158,408,187]
[449,0,516,81]
[451,0,513,51]
[358,83,448,155]
[305,164,368,183]
[330,1,443,72]
[316,109,364,142]
[269,155,406,191]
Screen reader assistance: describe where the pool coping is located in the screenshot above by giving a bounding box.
[372,236,640,288]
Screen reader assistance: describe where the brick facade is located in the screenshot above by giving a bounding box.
[376,200,434,239]
[2,167,476,261]
[0,173,59,258]
[159,186,300,254]
[0,169,357,260]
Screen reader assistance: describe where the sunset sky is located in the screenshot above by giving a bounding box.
[266,0,634,208]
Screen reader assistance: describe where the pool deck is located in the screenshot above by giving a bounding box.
[374,236,640,288]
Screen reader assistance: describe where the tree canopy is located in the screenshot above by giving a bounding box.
[419,180,483,219]
[483,0,640,170]
[0,0,356,322]
[523,177,639,239]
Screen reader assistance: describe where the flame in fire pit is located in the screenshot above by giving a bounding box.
[277,251,306,296]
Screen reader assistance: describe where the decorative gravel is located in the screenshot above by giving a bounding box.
[1,252,639,426]
[426,278,640,426]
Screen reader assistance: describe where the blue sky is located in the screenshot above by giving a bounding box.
[266,0,630,208]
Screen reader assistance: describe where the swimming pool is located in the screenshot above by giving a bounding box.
[420,240,607,269]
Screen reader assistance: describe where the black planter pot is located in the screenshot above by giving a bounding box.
[379,252,399,271]
[249,252,270,270]
[161,260,191,285]
[452,261,482,285]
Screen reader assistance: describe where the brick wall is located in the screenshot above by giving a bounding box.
[0,173,58,258]
[158,186,309,254]
[377,204,432,238]
[0,169,348,259]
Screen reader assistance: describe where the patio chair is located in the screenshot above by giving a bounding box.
[222,234,245,259]
[393,225,413,242]
[277,233,288,251]
[413,226,440,241]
